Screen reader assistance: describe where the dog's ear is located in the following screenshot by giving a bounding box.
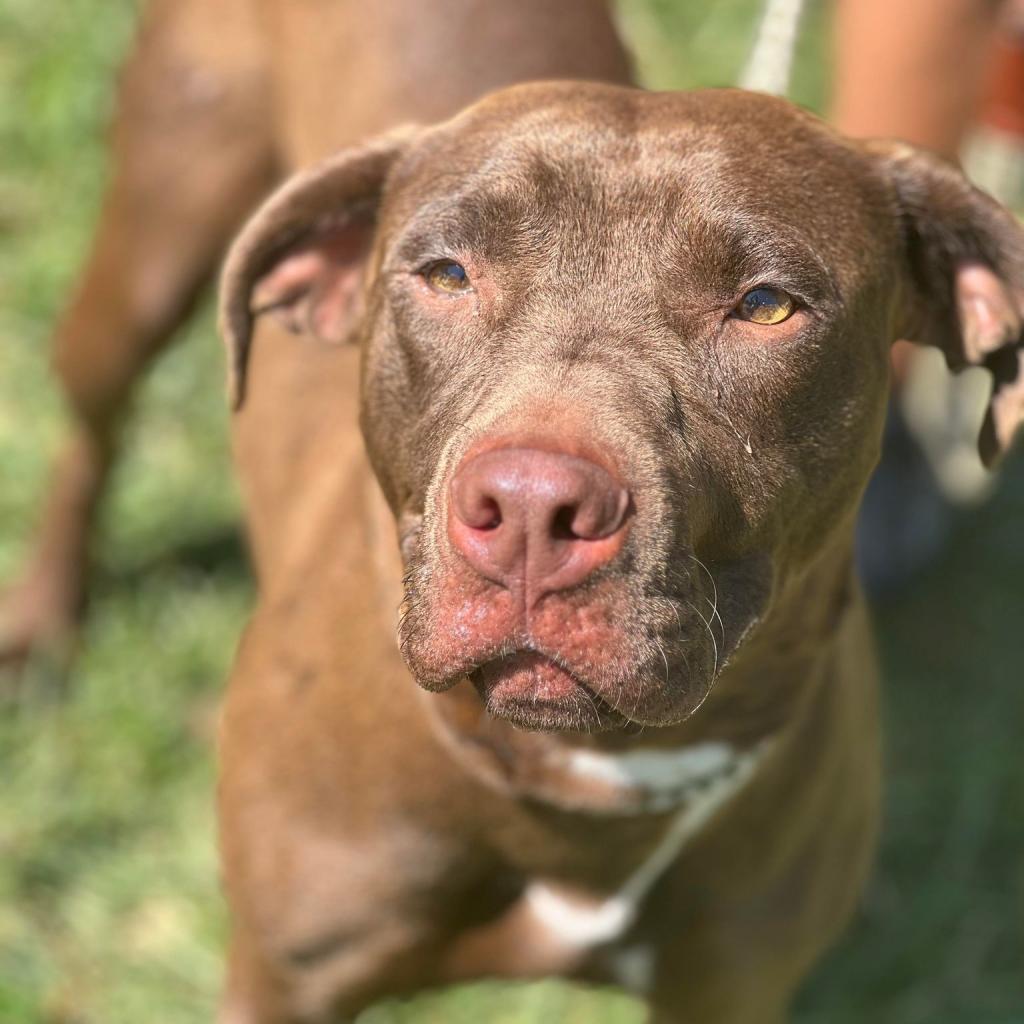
[867,141,1024,466]
[219,127,417,408]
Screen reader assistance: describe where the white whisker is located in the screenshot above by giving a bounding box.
[686,599,719,681]
[690,554,725,646]
[653,636,671,690]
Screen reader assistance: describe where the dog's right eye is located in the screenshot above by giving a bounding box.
[735,286,795,325]
[422,259,472,294]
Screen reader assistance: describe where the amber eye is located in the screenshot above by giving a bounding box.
[423,259,471,294]
[736,287,796,325]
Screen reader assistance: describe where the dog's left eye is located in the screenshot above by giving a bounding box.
[735,287,795,325]
[422,259,471,294]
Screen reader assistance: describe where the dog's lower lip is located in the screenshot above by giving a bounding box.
[470,651,620,730]
[474,650,580,695]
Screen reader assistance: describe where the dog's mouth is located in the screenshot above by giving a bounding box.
[396,506,765,731]
[399,540,722,730]
[470,651,626,732]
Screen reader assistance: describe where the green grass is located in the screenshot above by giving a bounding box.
[0,1,1022,1021]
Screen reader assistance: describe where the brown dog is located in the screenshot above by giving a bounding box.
[215,28,1024,1024]
[7,1,1024,1020]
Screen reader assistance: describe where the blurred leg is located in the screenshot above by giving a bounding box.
[0,0,276,670]
[832,0,1008,160]
[833,0,1012,594]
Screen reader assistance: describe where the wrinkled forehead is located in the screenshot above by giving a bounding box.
[384,85,892,272]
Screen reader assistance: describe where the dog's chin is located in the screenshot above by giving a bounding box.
[408,641,714,731]
[471,652,626,733]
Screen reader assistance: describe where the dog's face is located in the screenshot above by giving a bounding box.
[363,86,896,731]
[222,84,1024,731]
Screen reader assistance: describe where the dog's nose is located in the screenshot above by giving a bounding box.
[448,447,630,597]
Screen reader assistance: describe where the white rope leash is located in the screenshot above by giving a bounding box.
[739,0,809,97]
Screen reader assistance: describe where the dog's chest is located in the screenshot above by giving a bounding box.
[419,685,776,987]
[503,738,775,991]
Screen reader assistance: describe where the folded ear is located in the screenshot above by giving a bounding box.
[867,141,1024,466]
[219,126,417,408]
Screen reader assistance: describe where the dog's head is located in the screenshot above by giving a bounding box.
[222,83,1024,731]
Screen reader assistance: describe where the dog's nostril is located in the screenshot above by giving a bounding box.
[567,488,630,541]
[476,498,502,530]
[551,505,578,540]
[453,488,502,530]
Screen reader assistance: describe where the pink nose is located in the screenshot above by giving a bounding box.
[448,447,630,597]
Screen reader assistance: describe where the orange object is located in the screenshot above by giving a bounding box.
[978,32,1024,137]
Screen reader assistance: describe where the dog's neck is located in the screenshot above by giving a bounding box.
[418,680,777,815]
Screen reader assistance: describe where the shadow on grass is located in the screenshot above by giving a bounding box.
[795,455,1024,1023]
[93,524,250,592]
